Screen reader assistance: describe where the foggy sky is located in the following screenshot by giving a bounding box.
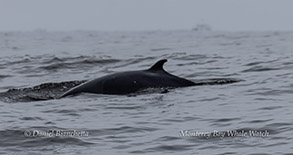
[0,0,292,31]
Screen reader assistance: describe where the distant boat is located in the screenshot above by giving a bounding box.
[192,24,212,32]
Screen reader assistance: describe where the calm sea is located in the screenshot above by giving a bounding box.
[0,30,292,155]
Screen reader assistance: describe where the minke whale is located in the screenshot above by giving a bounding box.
[61,59,196,97]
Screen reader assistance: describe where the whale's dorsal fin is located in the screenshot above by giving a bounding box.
[148,59,167,71]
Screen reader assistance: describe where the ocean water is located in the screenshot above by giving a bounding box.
[0,30,292,155]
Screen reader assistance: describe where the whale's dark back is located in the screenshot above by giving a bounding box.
[61,59,195,97]
[99,70,195,94]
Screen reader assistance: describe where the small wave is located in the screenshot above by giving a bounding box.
[38,57,120,71]
[150,48,172,51]
[213,117,242,123]
[22,137,92,147]
[257,106,283,111]
[0,74,12,80]
[19,117,44,121]
[243,119,274,124]
[170,53,209,60]
[245,61,266,66]
[39,63,72,70]
[0,55,120,73]
[252,89,293,96]
[88,126,158,137]
[139,144,194,153]
[41,109,81,117]
[245,58,283,66]
[242,66,280,72]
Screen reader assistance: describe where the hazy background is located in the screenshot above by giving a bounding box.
[0,0,293,31]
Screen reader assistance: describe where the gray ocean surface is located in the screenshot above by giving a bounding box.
[0,30,292,155]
